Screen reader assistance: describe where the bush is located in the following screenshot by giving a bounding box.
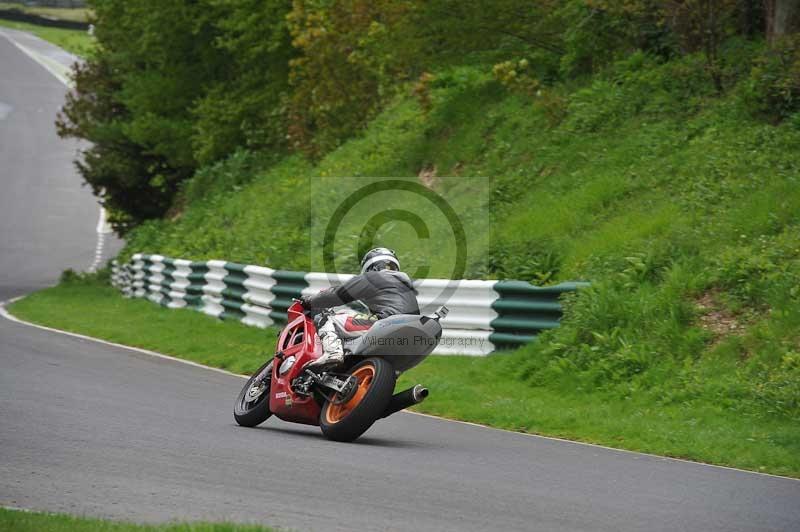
[741,34,800,122]
[179,149,280,205]
[563,51,716,132]
[191,0,294,165]
[60,268,110,285]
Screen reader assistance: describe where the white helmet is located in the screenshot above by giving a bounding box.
[360,247,400,274]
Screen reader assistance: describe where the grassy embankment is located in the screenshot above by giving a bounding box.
[10,42,800,476]
[0,507,274,532]
[0,4,93,56]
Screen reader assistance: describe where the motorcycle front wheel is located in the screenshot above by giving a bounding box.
[319,358,396,442]
[234,360,273,427]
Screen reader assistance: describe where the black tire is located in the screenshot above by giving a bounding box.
[234,360,273,427]
[319,358,396,442]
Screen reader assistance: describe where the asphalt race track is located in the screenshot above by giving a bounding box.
[0,28,118,301]
[1,29,800,532]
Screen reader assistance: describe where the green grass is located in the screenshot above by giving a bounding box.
[9,278,277,376]
[9,276,800,478]
[0,508,274,532]
[0,18,93,56]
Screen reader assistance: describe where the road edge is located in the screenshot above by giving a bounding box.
[0,296,246,380]
[0,29,71,85]
[1,295,798,483]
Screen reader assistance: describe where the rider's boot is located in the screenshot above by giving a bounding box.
[307,319,344,368]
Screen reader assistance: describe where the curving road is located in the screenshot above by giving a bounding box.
[1,28,800,532]
[0,28,119,301]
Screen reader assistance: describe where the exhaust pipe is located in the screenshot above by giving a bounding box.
[382,384,429,418]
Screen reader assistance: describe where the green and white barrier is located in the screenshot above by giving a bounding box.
[111,254,587,355]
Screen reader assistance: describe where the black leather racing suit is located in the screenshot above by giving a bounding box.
[302,270,420,319]
[301,270,419,362]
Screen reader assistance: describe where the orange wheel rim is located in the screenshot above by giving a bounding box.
[325,364,375,424]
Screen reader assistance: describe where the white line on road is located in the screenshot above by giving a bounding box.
[1,32,71,86]
[0,505,33,513]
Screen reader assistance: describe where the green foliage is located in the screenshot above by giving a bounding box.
[492,58,541,96]
[56,0,792,230]
[562,51,716,132]
[57,55,180,230]
[741,34,800,121]
[560,0,661,75]
[416,0,566,64]
[586,0,750,90]
[57,0,292,233]
[122,155,315,269]
[711,231,800,306]
[191,0,294,165]
[178,149,280,204]
[60,267,111,285]
[285,0,420,155]
[751,350,800,417]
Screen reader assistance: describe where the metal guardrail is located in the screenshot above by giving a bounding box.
[0,8,89,31]
[112,254,587,356]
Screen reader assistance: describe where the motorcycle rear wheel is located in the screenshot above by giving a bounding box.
[319,358,395,442]
[234,360,273,427]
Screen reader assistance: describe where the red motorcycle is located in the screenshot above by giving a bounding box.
[233,301,448,442]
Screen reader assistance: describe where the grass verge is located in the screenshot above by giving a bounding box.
[0,3,90,23]
[0,18,93,56]
[8,278,278,376]
[0,508,274,532]
[8,276,800,478]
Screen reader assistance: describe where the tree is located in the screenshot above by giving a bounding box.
[286,0,419,155]
[57,0,292,232]
[192,0,294,165]
[766,0,800,42]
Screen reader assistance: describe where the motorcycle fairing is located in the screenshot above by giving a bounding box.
[346,314,442,372]
[267,302,442,425]
[269,311,323,425]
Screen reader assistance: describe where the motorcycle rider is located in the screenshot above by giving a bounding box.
[300,247,420,368]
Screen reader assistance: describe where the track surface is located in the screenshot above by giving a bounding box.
[0,28,119,301]
[1,29,800,532]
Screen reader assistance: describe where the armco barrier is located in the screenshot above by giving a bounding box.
[111,254,587,355]
[0,9,90,31]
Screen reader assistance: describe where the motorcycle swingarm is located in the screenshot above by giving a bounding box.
[298,370,357,404]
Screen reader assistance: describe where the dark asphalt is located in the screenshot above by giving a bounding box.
[1,27,800,532]
[0,29,119,301]
[2,320,800,532]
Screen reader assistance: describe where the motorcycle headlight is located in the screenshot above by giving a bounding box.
[279,355,296,375]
